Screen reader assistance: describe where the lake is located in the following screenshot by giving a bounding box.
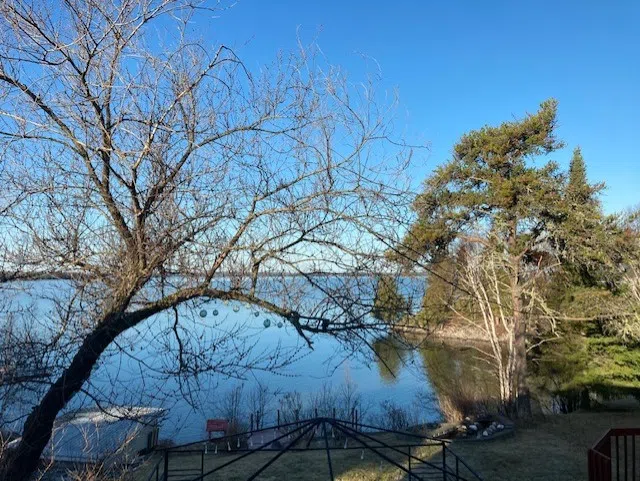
[91,301,449,443]
[2,279,459,444]
[3,279,603,445]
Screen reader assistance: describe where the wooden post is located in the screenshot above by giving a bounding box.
[200,450,204,478]
[408,446,412,481]
[615,435,619,481]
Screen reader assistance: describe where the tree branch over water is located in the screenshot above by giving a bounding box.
[0,1,420,479]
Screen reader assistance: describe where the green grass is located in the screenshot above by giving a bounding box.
[132,410,640,481]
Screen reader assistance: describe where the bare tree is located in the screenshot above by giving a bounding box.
[449,246,557,415]
[0,1,415,479]
[247,382,278,429]
[602,263,640,343]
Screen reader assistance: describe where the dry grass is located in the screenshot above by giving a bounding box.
[447,410,640,481]
[132,410,640,481]
[132,431,442,481]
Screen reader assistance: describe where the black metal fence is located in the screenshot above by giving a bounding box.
[149,417,483,481]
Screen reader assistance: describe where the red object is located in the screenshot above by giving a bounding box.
[206,419,229,435]
[588,427,640,481]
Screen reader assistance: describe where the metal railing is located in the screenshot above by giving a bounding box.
[145,457,163,481]
[154,417,483,481]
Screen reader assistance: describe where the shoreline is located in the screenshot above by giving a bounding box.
[393,323,501,344]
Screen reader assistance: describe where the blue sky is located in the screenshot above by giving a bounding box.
[194,0,639,213]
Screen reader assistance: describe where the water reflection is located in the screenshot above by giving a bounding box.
[5,279,636,445]
[373,335,500,420]
[371,336,407,384]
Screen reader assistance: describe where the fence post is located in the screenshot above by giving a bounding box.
[633,435,636,481]
[456,456,459,480]
[277,409,280,426]
[201,449,204,478]
[442,442,447,481]
[163,450,169,481]
[624,435,628,481]
[408,446,412,481]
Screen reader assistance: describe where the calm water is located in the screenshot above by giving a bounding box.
[92,301,442,443]
[1,279,448,444]
[5,279,629,447]
[7,279,595,445]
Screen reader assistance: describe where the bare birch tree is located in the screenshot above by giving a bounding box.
[450,246,557,414]
[0,1,416,479]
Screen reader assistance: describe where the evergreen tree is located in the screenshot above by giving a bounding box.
[554,147,620,288]
[397,99,566,416]
[413,245,469,329]
[372,275,410,324]
[566,147,599,207]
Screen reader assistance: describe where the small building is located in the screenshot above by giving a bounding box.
[37,406,165,465]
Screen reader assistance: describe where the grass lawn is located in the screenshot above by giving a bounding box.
[132,410,640,481]
[449,410,640,481]
[132,430,443,481]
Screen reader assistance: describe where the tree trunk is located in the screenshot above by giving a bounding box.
[0,317,126,481]
[512,292,531,418]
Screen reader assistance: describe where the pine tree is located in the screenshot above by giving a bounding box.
[396,99,566,416]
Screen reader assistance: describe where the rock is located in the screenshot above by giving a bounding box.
[477,414,491,424]
[482,430,489,437]
[497,424,504,430]
[468,424,478,431]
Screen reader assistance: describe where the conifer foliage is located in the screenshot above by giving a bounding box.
[372,275,411,325]
[398,100,569,416]
[396,100,640,414]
